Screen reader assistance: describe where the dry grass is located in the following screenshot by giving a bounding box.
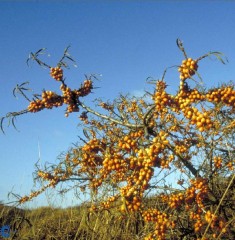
[0,203,147,240]
[1,175,234,240]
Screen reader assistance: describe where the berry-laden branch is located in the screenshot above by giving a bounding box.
[79,100,144,130]
[2,40,235,240]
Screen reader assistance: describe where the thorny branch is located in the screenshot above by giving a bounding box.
[79,101,144,130]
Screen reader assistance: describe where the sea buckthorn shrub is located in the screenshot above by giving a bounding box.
[2,40,235,239]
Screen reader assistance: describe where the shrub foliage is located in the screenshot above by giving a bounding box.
[2,40,235,239]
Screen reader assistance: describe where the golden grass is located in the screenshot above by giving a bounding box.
[0,203,148,240]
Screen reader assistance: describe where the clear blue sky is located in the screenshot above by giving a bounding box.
[0,2,235,208]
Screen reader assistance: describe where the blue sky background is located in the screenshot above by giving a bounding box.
[0,2,235,209]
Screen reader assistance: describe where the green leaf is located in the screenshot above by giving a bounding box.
[209,51,228,64]
[83,128,91,140]
[35,48,46,55]
[0,117,5,134]
[66,56,76,62]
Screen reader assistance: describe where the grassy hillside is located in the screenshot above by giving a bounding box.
[0,202,148,240]
[1,175,234,240]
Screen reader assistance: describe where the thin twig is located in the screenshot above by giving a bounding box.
[176,39,188,59]
[79,101,144,129]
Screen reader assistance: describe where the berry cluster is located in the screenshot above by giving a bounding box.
[206,86,235,107]
[82,138,105,153]
[19,182,51,204]
[134,167,154,189]
[189,212,203,233]
[153,90,173,112]
[41,91,63,108]
[28,91,63,112]
[50,67,63,81]
[185,178,209,208]
[60,84,80,116]
[149,132,170,167]
[118,131,142,152]
[174,85,204,109]
[143,209,175,240]
[90,196,117,212]
[76,80,93,97]
[120,186,143,212]
[81,138,105,169]
[156,80,168,92]
[205,210,227,235]
[125,195,142,212]
[27,99,45,112]
[174,140,189,154]
[185,107,213,132]
[213,156,222,169]
[162,192,184,209]
[178,58,198,81]
[103,153,125,172]
[127,101,138,113]
[38,170,54,180]
[226,161,234,170]
[29,67,93,116]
